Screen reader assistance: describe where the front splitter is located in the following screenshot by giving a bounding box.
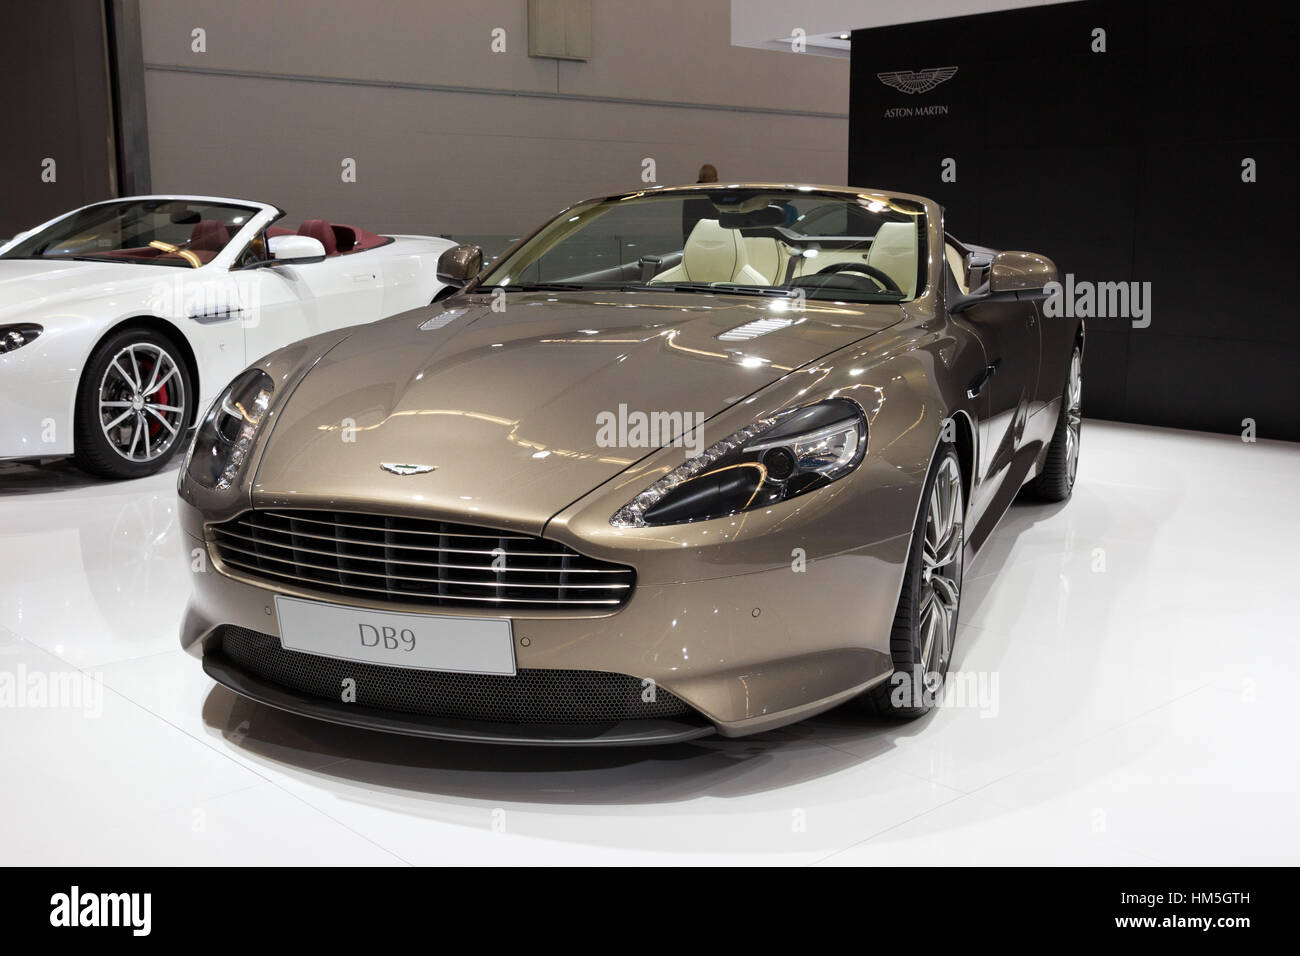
[202,653,717,747]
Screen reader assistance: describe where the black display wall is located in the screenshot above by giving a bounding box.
[0,0,121,239]
[849,0,1299,441]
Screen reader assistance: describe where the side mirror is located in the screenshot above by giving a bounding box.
[989,250,1058,294]
[268,234,327,264]
[437,243,483,286]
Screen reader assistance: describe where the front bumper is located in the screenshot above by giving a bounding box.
[0,345,76,459]
[180,501,908,743]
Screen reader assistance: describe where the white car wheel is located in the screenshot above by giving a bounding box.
[73,329,194,479]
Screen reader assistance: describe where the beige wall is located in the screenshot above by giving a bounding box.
[139,0,848,240]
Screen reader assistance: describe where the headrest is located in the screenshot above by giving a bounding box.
[297,219,337,256]
[682,218,748,282]
[189,219,231,253]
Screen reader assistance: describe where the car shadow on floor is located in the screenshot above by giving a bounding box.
[198,496,1067,806]
[201,682,920,802]
[965,491,1070,584]
[0,457,183,494]
[0,459,102,493]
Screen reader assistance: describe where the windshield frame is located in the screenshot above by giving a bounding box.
[471,185,934,305]
[0,197,272,269]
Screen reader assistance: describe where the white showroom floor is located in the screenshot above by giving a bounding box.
[0,420,1295,866]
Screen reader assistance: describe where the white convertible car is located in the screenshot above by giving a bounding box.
[0,195,456,478]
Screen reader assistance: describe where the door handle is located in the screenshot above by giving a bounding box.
[967,360,1000,399]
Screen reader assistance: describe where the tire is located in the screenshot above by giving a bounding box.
[860,443,965,718]
[1026,345,1082,502]
[73,327,195,480]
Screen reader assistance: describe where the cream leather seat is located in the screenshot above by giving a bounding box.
[865,221,918,298]
[945,241,969,294]
[650,219,770,285]
[788,248,868,279]
[789,223,920,294]
[743,236,785,284]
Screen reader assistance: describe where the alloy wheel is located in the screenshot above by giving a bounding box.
[1065,349,1082,484]
[97,342,186,463]
[919,455,964,677]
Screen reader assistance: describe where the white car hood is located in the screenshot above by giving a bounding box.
[0,258,179,323]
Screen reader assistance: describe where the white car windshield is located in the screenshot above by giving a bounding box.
[2,199,258,268]
[478,188,928,303]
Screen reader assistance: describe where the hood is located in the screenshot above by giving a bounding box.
[252,291,904,533]
[0,258,173,322]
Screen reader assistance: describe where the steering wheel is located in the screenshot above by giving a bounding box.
[814,260,901,293]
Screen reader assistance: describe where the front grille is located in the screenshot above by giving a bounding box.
[217,626,693,723]
[209,509,634,612]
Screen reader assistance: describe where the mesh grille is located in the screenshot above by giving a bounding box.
[217,626,693,724]
[209,509,634,612]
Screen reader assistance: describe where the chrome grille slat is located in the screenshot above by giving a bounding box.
[260,511,532,539]
[210,509,635,612]
[213,542,630,589]
[216,558,626,605]
[238,520,568,558]
[211,527,622,574]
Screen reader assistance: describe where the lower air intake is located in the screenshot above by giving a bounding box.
[216,626,693,724]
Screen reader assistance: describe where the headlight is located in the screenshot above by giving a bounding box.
[0,324,42,353]
[610,398,866,527]
[185,368,275,490]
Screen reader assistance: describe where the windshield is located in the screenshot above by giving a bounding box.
[1,199,259,268]
[478,189,927,303]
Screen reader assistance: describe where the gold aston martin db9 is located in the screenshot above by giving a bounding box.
[178,184,1082,745]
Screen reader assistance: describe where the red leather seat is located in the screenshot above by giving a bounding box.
[297,219,338,256]
[331,224,357,253]
[338,223,389,253]
[189,220,231,253]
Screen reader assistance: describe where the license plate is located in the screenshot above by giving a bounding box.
[275,596,516,675]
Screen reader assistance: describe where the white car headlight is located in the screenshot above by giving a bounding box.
[0,324,42,353]
[611,398,866,527]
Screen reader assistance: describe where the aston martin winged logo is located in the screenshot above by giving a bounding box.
[877,66,959,95]
[379,462,437,476]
